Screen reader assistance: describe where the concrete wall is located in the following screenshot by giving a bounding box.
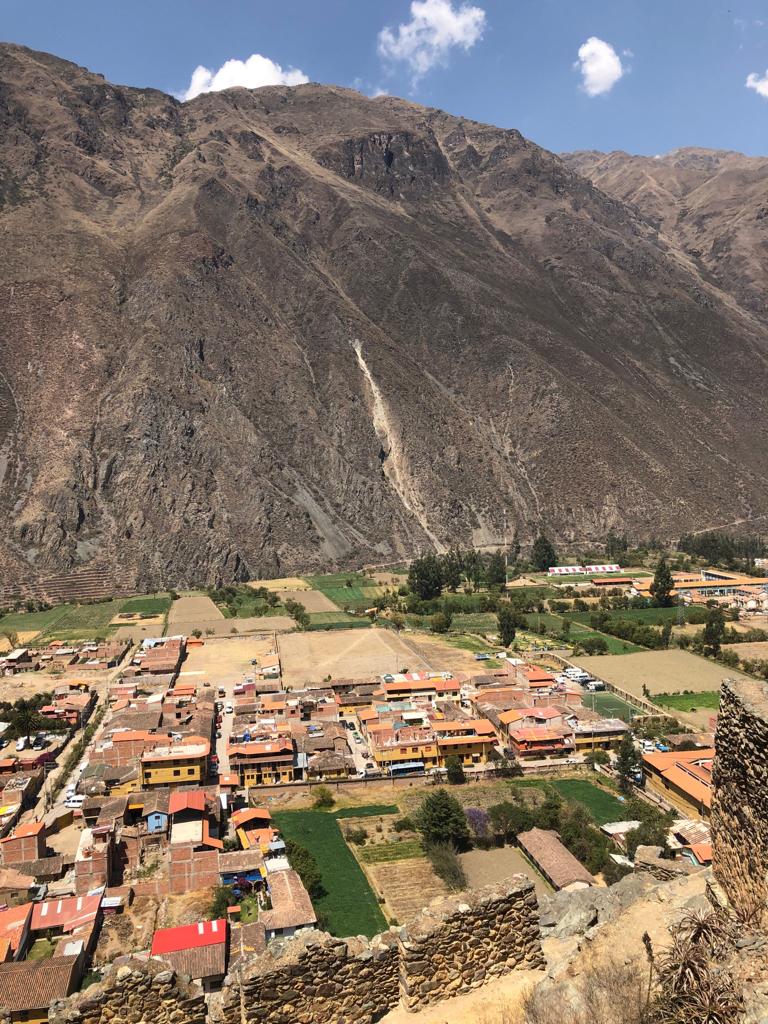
[712,677,768,924]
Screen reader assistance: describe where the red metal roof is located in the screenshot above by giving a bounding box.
[151,918,227,955]
[1,821,44,842]
[31,893,102,933]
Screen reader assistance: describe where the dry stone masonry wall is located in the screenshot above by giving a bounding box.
[47,958,207,1024]
[45,876,543,1024]
[712,677,768,924]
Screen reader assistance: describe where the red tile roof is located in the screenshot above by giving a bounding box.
[1,821,44,842]
[168,790,206,815]
[0,955,80,1011]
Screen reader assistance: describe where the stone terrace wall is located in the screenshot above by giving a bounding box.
[712,677,768,924]
[217,930,400,1024]
[399,876,545,1010]
[47,958,207,1024]
[215,876,542,1023]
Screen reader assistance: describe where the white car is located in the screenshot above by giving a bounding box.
[65,795,85,810]
[225,704,234,714]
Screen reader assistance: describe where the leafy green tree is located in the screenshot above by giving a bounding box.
[486,552,507,588]
[390,612,405,632]
[702,607,726,656]
[208,884,238,919]
[649,557,675,607]
[430,611,452,634]
[285,839,324,897]
[488,801,534,842]
[580,636,608,655]
[408,554,443,600]
[616,733,641,794]
[660,622,672,649]
[530,533,557,571]
[445,755,466,785]
[497,603,524,647]
[584,749,610,767]
[538,790,563,829]
[415,788,471,850]
[441,549,463,592]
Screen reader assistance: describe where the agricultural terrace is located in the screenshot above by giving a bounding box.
[271,807,389,937]
[0,595,171,644]
[303,572,383,612]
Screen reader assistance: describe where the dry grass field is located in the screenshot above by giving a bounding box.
[280,589,339,612]
[278,628,432,686]
[247,576,310,592]
[723,640,768,660]
[459,847,552,898]
[572,648,750,696]
[179,635,276,687]
[404,632,503,677]
[366,858,448,923]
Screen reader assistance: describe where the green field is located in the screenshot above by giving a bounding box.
[523,612,643,654]
[584,691,640,723]
[118,594,172,616]
[0,606,70,635]
[358,840,424,863]
[272,809,388,937]
[546,779,627,824]
[570,606,701,626]
[334,804,399,819]
[654,691,721,712]
[450,612,498,632]
[39,600,126,641]
[304,573,382,612]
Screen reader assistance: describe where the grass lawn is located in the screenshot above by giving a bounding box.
[570,626,644,654]
[358,840,424,863]
[654,691,721,712]
[272,809,388,937]
[524,611,643,653]
[27,938,54,960]
[118,594,172,616]
[570,607,701,626]
[450,612,498,632]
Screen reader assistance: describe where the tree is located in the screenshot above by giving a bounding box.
[445,755,466,785]
[208,884,238,919]
[415,788,471,850]
[584,749,610,767]
[284,839,324,897]
[616,733,640,794]
[312,785,335,809]
[497,603,524,647]
[649,557,675,607]
[486,552,507,588]
[538,790,563,829]
[489,751,523,778]
[488,801,534,843]
[580,636,608,655]
[660,622,672,649]
[530,533,557,571]
[702,607,726,657]
[408,554,443,600]
[430,611,452,634]
[441,549,463,592]
[465,807,490,843]
[390,612,405,632]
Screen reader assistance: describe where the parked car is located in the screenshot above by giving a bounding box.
[65,795,85,810]
[364,762,375,770]
[15,736,27,752]
[655,743,670,752]
[225,703,234,714]
[32,734,48,750]
[216,730,222,739]
[354,735,363,744]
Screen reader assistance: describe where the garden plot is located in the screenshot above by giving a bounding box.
[571,648,751,697]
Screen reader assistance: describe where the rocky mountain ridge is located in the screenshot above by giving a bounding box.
[2,44,768,588]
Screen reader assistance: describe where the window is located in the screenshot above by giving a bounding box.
[187,768,195,775]
[173,769,181,777]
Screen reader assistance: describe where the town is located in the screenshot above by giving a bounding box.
[0,538,764,1021]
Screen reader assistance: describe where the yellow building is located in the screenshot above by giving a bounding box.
[372,736,439,771]
[140,739,209,788]
[436,735,494,767]
[228,738,297,786]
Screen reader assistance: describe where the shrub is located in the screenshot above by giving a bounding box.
[425,841,467,891]
[445,755,466,785]
[284,839,324,898]
[344,827,368,846]
[313,785,335,809]
[415,788,471,850]
[393,816,415,832]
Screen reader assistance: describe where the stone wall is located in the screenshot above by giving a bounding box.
[217,929,400,1024]
[399,877,544,1010]
[712,677,768,924]
[45,876,543,1024]
[216,875,543,1023]
[47,957,207,1024]
[634,845,703,882]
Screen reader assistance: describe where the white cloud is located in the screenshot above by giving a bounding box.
[575,36,625,97]
[181,54,309,102]
[746,70,768,98]
[377,0,486,82]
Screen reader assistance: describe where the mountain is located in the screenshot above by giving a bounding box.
[2,44,768,591]
[561,147,768,322]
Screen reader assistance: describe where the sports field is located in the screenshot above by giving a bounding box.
[584,690,639,722]
[572,648,750,697]
[272,808,388,937]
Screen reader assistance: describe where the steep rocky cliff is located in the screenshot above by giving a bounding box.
[2,44,768,588]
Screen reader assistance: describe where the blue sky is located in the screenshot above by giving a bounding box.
[3,0,767,155]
